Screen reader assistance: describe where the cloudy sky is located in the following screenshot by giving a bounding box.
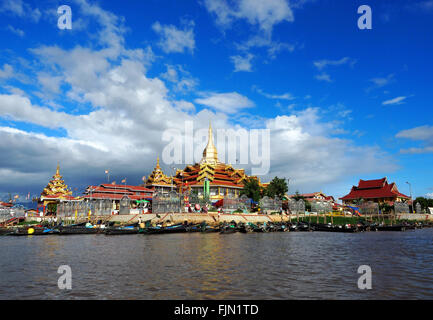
[0,0,432,203]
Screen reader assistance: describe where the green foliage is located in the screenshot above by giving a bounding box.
[414,197,433,210]
[265,177,288,199]
[240,177,263,202]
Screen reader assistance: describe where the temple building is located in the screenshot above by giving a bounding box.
[340,177,410,205]
[171,122,254,201]
[144,156,174,193]
[83,184,153,212]
[39,164,76,213]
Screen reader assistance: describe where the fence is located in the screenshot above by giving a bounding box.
[311,201,332,214]
[287,199,305,214]
[0,207,25,222]
[152,191,182,214]
[260,196,282,212]
[359,201,379,215]
[394,202,410,214]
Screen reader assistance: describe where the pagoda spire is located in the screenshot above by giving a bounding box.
[201,121,218,165]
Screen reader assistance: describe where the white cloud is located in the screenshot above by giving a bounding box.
[313,57,356,70]
[382,96,407,105]
[152,21,195,54]
[195,92,255,114]
[160,64,198,93]
[396,125,433,154]
[7,25,24,37]
[204,0,294,34]
[254,86,295,100]
[0,64,13,79]
[230,53,254,72]
[0,0,41,22]
[315,73,332,82]
[369,73,395,88]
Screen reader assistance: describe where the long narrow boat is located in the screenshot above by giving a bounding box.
[105,227,139,235]
[57,226,102,235]
[139,223,188,234]
[220,226,237,234]
[376,225,406,231]
[8,227,58,236]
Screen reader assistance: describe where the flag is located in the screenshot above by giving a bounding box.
[121,178,126,183]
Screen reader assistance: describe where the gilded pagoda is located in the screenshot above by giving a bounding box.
[40,164,74,207]
[172,122,254,201]
[144,156,174,193]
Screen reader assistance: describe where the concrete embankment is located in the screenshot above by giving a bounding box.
[104,213,291,225]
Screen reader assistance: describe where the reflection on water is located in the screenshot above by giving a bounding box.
[0,229,432,299]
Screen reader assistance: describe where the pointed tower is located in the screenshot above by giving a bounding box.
[200,121,219,165]
[41,163,72,197]
[145,156,173,192]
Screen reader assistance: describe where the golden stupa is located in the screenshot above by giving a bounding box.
[41,163,72,197]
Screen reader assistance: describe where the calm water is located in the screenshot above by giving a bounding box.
[0,229,432,299]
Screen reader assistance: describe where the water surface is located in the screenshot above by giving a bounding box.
[0,229,432,299]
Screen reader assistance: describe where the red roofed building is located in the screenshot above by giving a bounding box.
[289,192,335,203]
[84,184,153,201]
[0,201,13,208]
[340,177,410,205]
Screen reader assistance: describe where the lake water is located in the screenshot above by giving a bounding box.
[0,229,432,299]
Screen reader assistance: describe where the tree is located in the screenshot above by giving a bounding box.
[265,176,288,199]
[292,191,304,201]
[240,178,263,203]
[414,197,433,211]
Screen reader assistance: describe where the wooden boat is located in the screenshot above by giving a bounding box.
[220,226,237,234]
[140,223,188,234]
[57,226,102,235]
[0,227,11,235]
[376,225,406,231]
[201,226,220,233]
[104,227,139,235]
[312,223,358,233]
[8,227,58,236]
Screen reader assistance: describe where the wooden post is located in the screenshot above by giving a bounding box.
[324,213,327,224]
[331,214,333,225]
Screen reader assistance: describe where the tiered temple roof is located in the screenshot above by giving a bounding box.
[145,156,173,188]
[41,164,73,199]
[340,177,410,203]
[172,122,253,195]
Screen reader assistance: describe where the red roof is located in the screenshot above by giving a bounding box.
[83,193,151,200]
[340,178,409,201]
[357,178,387,189]
[0,201,13,207]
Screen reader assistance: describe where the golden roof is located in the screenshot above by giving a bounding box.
[146,156,173,185]
[41,163,72,197]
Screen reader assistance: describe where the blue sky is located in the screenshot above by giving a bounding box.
[0,0,432,202]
